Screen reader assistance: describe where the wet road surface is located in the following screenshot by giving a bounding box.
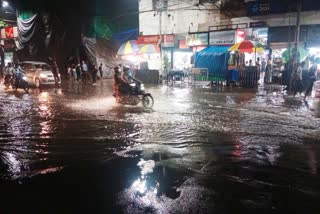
[0,80,320,213]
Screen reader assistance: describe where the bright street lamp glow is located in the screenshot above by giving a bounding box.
[2,1,8,7]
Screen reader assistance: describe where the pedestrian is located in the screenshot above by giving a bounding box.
[52,61,60,83]
[261,58,267,72]
[293,61,305,96]
[249,59,253,66]
[264,60,272,84]
[92,64,98,84]
[99,63,103,79]
[72,64,77,81]
[67,65,72,80]
[76,64,81,81]
[260,58,267,84]
[81,60,88,83]
[304,63,317,99]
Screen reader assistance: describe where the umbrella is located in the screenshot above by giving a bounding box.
[138,44,159,54]
[228,40,264,53]
[117,40,139,55]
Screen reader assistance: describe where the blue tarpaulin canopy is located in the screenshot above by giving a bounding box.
[112,28,138,45]
[195,46,230,80]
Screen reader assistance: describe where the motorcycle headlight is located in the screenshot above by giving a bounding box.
[22,76,27,81]
[40,73,47,78]
[140,84,145,91]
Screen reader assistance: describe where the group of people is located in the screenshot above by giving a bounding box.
[3,62,25,84]
[67,60,104,85]
[291,61,318,99]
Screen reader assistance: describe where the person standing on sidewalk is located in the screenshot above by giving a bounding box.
[92,65,98,85]
[81,60,88,83]
[76,64,81,81]
[99,63,103,79]
[293,61,305,96]
[304,63,317,99]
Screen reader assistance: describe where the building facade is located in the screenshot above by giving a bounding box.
[139,0,231,35]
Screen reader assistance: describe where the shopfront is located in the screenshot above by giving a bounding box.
[0,26,18,67]
[185,32,208,67]
[134,34,174,70]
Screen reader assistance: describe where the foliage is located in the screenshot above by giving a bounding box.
[0,20,7,28]
[282,47,308,63]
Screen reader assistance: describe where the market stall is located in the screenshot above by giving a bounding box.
[228,40,265,88]
[194,46,230,83]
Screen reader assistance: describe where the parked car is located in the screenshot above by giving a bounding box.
[313,80,320,117]
[19,61,60,88]
[313,80,320,99]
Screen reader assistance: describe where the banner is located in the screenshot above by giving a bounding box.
[209,31,235,45]
[0,26,18,39]
[186,33,208,46]
[136,34,174,47]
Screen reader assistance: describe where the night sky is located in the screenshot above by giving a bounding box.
[11,0,139,31]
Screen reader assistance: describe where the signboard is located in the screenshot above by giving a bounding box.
[186,33,208,46]
[247,1,271,16]
[209,30,235,45]
[136,34,174,47]
[162,34,175,48]
[179,40,189,49]
[0,26,18,39]
[246,0,320,16]
[250,21,267,28]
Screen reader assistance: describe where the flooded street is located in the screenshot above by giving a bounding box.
[0,80,320,213]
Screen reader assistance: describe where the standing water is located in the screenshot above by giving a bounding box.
[0,80,320,213]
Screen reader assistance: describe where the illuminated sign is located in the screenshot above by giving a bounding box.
[186,33,208,46]
[0,26,18,39]
[209,31,235,45]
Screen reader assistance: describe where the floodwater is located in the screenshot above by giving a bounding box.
[0,80,320,213]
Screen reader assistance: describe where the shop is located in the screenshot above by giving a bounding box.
[185,32,208,64]
[134,34,174,70]
[0,26,18,67]
[268,25,320,84]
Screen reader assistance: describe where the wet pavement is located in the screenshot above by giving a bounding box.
[0,80,320,213]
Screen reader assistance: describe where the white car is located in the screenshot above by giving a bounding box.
[313,80,320,98]
[313,80,320,117]
[19,61,59,88]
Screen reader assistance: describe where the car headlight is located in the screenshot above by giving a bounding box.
[22,76,27,81]
[40,73,47,78]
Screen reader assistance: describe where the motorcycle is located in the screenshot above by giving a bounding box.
[12,73,30,92]
[116,80,154,108]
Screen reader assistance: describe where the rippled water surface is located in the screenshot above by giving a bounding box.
[0,80,320,213]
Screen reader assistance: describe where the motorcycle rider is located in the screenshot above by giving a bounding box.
[4,63,14,85]
[113,66,133,97]
[14,64,25,86]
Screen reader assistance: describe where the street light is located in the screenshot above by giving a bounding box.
[2,1,8,8]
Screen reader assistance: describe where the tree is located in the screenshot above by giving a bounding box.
[0,19,8,28]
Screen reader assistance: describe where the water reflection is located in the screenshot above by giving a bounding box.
[131,159,158,195]
[38,92,53,137]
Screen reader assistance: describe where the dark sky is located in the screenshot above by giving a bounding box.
[12,0,138,17]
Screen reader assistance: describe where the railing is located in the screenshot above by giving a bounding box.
[239,67,259,88]
[208,23,248,32]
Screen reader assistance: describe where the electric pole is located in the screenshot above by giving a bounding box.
[158,0,163,74]
[294,0,301,64]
